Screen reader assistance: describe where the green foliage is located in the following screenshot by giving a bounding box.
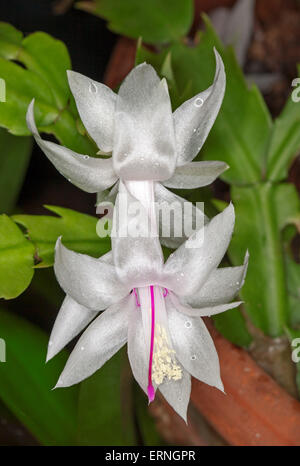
[76,0,193,44]
[0,129,32,213]
[266,66,300,181]
[77,350,136,445]
[14,205,111,267]
[0,215,34,299]
[0,206,110,299]
[0,22,96,155]
[0,307,78,445]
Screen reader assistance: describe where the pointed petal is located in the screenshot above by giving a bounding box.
[111,181,163,288]
[163,161,228,189]
[113,64,176,181]
[154,182,208,249]
[162,204,235,296]
[54,238,129,310]
[173,49,225,165]
[127,296,148,394]
[26,100,118,193]
[168,292,242,317]
[166,299,224,391]
[186,251,249,307]
[159,369,191,422]
[47,295,97,362]
[55,295,132,387]
[67,70,116,152]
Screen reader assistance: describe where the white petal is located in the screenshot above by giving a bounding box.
[169,292,242,317]
[26,100,118,193]
[186,251,249,307]
[159,369,191,422]
[173,49,225,166]
[162,204,235,296]
[113,64,176,181]
[211,0,255,67]
[46,295,97,362]
[166,298,224,391]
[154,182,207,249]
[67,70,116,152]
[111,181,163,287]
[55,295,132,388]
[127,296,148,394]
[163,161,228,189]
[54,238,129,311]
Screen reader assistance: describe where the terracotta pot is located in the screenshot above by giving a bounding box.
[103,7,300,445]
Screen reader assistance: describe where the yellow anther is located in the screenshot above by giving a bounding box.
[152,324,182,386]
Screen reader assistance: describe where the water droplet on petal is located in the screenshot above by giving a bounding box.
[194,97,204,107]
[49,341,53,346]
[236,281,240,285]
[191,354,197,361]
[83,155,89,160]
[193,128,196,133]
[185,321,192,329]
[180,272,184,277]
[80,346,85,351]
[89,82,98,94]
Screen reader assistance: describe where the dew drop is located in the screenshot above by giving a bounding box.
[80,346,85,351]
[191,354,197,361]
[236,281,240,285]
[180,272,184,277]
[49,340,53,346]
[83,155,89,160]
[89,82,98,94]
[194,97,204,107]
[193,128,197,133]
[185,321,192,329]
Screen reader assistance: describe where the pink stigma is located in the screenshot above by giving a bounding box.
[147,383,155,403]
[148,285,156,403]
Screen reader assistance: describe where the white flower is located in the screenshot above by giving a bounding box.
[49,182,248,421]
[26,49,227,248]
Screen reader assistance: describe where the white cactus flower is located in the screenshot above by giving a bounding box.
[26,49,227,247]
[49,182,248,421]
